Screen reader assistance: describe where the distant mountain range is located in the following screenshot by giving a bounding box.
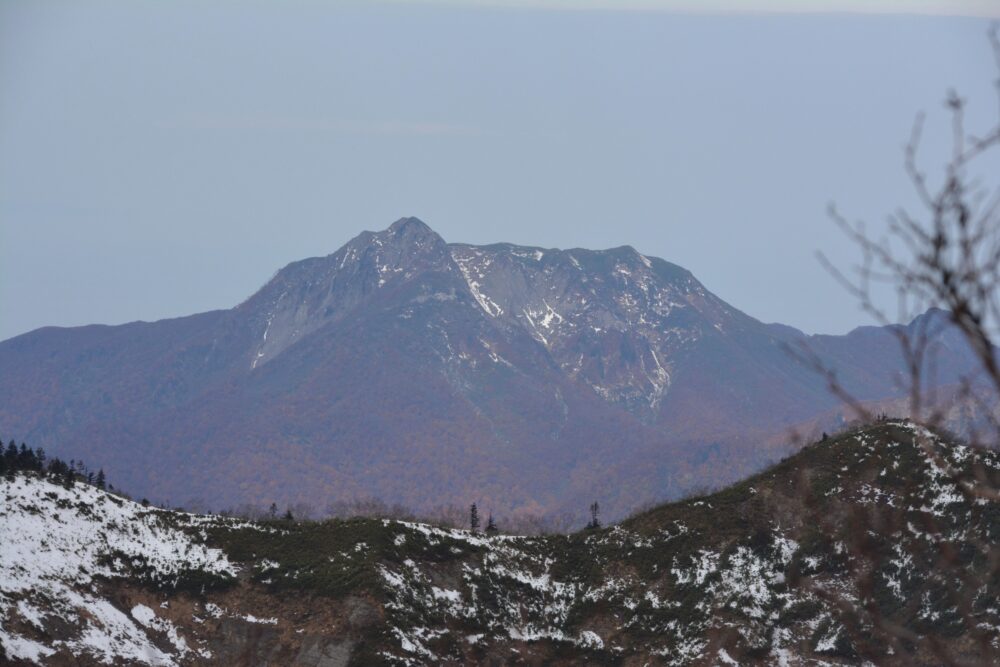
[0,218,979,518]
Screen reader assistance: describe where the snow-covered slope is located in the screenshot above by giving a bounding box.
[0,475,242,664]
[3,421,1000,665]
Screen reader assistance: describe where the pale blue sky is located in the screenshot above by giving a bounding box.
[386,0,1000,16]
[0,1,996,340]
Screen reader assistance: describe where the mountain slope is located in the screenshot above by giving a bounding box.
[0,218,980,518]
[2,421,998,665]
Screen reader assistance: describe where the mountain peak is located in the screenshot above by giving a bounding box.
[387,216,436,237]
[375,216,448,255]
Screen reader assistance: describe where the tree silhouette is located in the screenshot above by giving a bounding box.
[777,27,1000,665]
[16,444,33,470]
[587,501,600,530]
[3,441,15,467]
[469,503,480,532]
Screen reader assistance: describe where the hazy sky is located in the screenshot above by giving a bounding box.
[1,1,997,341]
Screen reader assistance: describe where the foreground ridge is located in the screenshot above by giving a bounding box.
[2,420,999,665]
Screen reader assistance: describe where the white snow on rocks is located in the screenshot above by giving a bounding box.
[0,474,237,664]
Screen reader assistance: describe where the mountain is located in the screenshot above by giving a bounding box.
[2,421,998,665]
[0,218,980,519]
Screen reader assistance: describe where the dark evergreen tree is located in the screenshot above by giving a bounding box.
[269,502,278,519]
[486,512,498,534]
[47,457,65,481]
[17,444,34,470]
[587,501,601,530]
[470,503,480,532]
[95,469,106,490]
[283,507,294,521]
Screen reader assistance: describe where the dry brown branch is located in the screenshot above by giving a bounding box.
[783,25,1000,664]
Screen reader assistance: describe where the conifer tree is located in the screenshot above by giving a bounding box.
[95,469,106,490]
[587,501,600,530]
[17,444,33,470]
[2,440,11,479]
[486,512,498,534]
[470,503,480,532]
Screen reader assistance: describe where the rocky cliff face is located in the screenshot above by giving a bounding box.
[3,422,998,665]
[0,218,981,518]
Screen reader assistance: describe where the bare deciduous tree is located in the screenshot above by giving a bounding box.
[781,26,1000,665]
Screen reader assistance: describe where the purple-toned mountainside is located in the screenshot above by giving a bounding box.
[0,218,980,519]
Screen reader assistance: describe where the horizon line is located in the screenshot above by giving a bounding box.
[376,0,1000,19]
